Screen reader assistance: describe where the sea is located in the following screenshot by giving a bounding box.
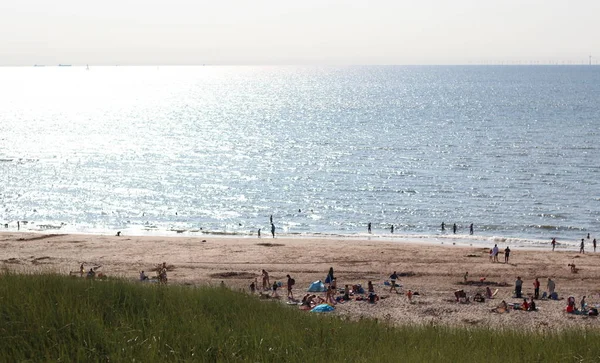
[1,65,599,248]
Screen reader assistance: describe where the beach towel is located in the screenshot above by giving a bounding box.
[307,280,326,292]
[311,304,335,313]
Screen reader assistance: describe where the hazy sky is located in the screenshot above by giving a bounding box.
[1,0,598,65]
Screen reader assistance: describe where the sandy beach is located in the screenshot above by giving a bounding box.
[2,232,599,330]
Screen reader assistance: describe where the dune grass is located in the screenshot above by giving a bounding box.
[0,272,599,362]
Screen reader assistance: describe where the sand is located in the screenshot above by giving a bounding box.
[1,232,599,331]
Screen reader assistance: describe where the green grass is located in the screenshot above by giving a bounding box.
[0,272,599,362]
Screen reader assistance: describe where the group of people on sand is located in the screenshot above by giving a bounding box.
[70,263,104,279]
[488,244,511,263]
[137,262,168,283]
[565,295,598,315]
[491,297,537,313]
[512,276,556,300]
[249,267,417,308]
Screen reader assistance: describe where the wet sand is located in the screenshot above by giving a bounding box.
[1,232,599,330]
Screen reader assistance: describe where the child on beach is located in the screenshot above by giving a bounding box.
[389,271,399,293]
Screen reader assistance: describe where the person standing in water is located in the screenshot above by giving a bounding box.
[390,225,394,234]
[368,222,372,234]
[469,223,473,235]
[593,238,597,253]
[271,223,275,238]
[258,229,261,238]
[270,215,273,224]
[17,221,20,231]
[441,222,445,232]
[453,223,457,234]
[551,238,556,251]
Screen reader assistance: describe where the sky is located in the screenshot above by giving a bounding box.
[0,0,598,65]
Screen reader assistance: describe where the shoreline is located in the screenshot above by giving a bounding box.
[0,226,582,251]
[2,231,600,330]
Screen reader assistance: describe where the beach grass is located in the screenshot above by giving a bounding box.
[0,272,599,362]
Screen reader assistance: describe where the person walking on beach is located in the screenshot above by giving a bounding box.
[441,222,445,232]
[469,223,473,235]
[580,239,585,254]
[368,222,372,234]
[271,223,275,238]
[594,238,597,253]
[286,274,295,300]
[492,244,499,263]
[504,246,511,263]
[389,271,399,293]
[533,278,540,299]
[453,223,457,234]
[551,238,556,251]
[515,276,523,298]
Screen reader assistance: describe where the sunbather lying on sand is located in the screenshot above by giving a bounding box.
[491,300,509,313]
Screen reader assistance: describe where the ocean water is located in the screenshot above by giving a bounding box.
[1,65,599,247]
